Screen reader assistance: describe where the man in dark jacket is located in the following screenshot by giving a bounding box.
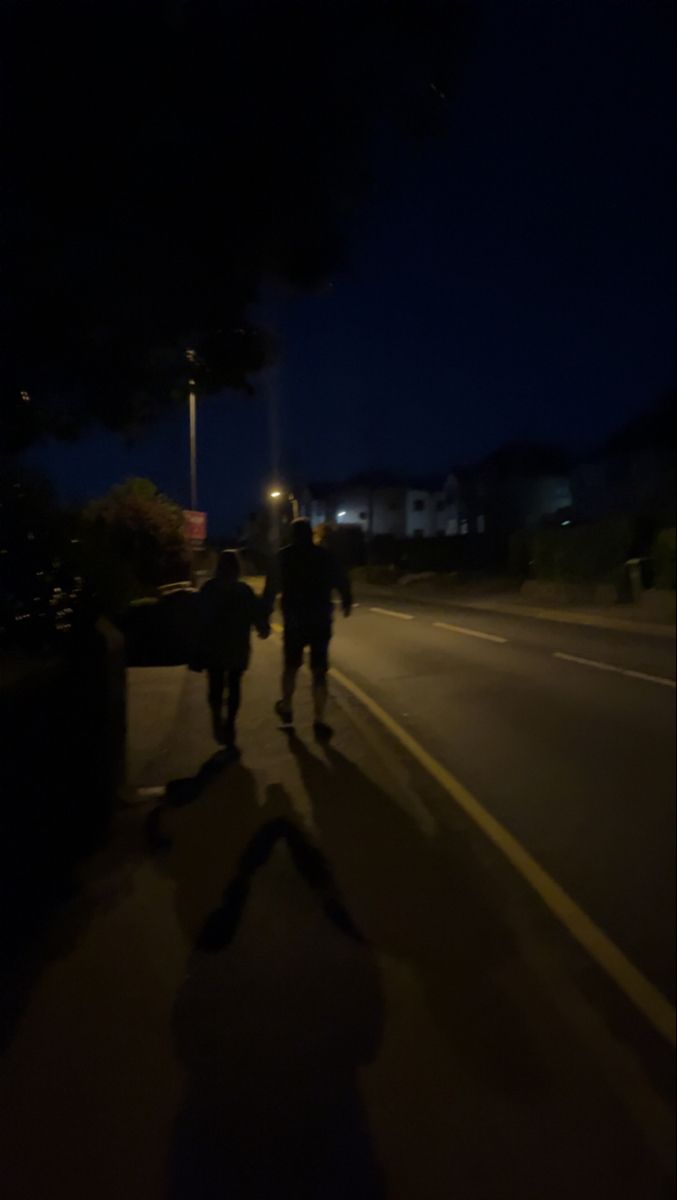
[264,518,352,739]
[192,550,269,749]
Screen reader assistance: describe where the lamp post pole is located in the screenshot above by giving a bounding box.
[185,348,199,512]
[188,379,198,511]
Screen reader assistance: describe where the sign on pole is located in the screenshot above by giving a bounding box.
[184,509,207,543]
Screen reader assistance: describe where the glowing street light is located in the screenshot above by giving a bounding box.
[268,487,299,517]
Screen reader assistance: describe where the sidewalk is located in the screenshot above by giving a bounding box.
[356,581,676,638]
[1,642,673,1199]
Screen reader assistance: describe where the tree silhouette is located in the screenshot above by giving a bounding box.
[1,0,470,450]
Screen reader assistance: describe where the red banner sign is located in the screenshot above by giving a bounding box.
[184,510,207,542]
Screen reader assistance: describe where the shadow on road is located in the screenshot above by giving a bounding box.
[144,748,243,852]
[282,733,666,1199]
[165,784,386,1199]
[144,730,668,1200]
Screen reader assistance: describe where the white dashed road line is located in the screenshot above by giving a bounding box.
[369,607,415,621]
[554,652,676,689]
[433,621,508,645]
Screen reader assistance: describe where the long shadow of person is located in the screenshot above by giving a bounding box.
[286,734,547,1090]
[281,736,659,1200]
[144,747,242,853]
[145,752,268,956]
[167,785,386,1200]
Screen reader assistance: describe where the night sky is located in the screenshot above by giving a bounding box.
[29,0,676,537]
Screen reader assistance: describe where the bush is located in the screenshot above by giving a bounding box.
[528,517,637,585]
[652,528,676,590]
[81,477,189,613]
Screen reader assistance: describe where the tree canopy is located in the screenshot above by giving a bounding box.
[1,0,469,451]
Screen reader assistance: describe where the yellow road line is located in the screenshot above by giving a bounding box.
[554,651,676,689]
[434,620,507,645]
[329,664,677,1047]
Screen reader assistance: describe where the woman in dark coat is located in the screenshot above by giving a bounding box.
[192,551,269,749]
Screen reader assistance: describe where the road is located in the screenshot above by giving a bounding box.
[332,593,676,1004]
[1,597,675,1199]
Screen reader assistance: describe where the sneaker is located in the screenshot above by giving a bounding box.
[313,720,333,742]
[275,700,294,726]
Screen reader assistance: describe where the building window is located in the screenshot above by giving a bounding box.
[413,499,425,512]
[359,511,367,521]
[477,514,486,534]
[436,499,446,512]
[413,528,424,538]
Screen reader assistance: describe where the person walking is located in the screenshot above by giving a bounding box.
[191,550,269,751]
[264,517,352,740]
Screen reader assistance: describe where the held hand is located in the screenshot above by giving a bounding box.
[342,603,352,618]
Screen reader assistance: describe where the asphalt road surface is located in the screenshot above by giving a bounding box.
[332,595,676,1005]
[2,603,675,1200]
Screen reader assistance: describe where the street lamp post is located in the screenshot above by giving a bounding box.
[186,348,199,511]
[268,489,282,554]
[188,379,198,511]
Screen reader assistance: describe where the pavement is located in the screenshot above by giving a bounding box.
[0,613,675,1199]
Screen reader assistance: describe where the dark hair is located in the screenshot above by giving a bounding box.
[290,517,313,547]
[215,550,240,581]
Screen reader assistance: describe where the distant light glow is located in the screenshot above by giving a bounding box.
[269,490,282,499]
[337,510,347,518]
[561,520,572,526]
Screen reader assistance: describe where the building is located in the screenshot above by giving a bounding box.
[571,400,675,524]
[301,475,463,539]
[460,444,572,538]
[301,448,574,544]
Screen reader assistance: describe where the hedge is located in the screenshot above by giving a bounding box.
[652,528,676,590]
[512,517,637,584]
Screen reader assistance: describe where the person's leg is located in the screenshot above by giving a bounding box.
[310,634,331,736]
[207,667,225,738]
[224,669,243,746]
[276,628,303,724]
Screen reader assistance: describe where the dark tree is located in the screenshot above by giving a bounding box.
[1,0,470,451]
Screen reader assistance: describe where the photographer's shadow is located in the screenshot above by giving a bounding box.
[167,786,386,1200]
